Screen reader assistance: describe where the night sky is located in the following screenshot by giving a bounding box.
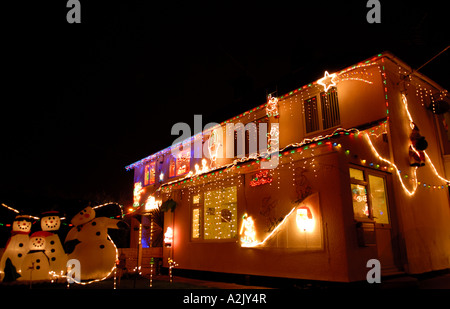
[1,1,448,217]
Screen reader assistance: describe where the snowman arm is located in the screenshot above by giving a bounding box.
[64,239,81,254]
[95,217,122,229]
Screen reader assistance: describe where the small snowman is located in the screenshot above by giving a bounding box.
[0,215,34,282]
[64,206,121,281]
[20,231,51,282]
[40,211,68,281]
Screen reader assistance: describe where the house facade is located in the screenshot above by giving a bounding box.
[125,52,450,282]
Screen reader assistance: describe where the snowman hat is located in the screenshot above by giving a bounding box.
[14,215,36,222]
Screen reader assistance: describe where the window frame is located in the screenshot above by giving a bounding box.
[191,194,203,241]
[349,165,391,226]
[303,87,341,135]
[190,185,238,243]
[144,162,156,186]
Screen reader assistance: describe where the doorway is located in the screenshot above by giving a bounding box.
[349,166,401,275]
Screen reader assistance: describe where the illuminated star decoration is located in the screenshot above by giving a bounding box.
[318,71,337,92]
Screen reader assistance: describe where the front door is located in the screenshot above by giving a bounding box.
[349,167,401,275]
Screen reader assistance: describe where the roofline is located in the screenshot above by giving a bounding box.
[382,51,447,91]
[125,51,447,171]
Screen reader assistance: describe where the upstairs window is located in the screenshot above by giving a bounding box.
[176,150,190,176]
[303,87,340,134]
[320,88,341,129]
[169,147,191,178]
[144,162,156,186]
[304,96,320,133]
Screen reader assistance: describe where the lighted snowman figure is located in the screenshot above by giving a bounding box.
[0,215,34,282]
[64,206,121,281]
[20,231,51,281]
[40,211,68,281]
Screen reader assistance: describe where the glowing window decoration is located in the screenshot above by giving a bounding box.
[192,208,200,239]
[249,170,273,187]
[266,94,279,117]
[169,160,176,178]
[133,182,143,207]
[240,214,257,246]
[176,150,190,176]
[351,183,369,219]
[164,227,173,247]
[204,186,237,240]
[317,71,337,92]
[144,196,161,212]
[144,162,156,186]
[193,194,200,204]
[296,206,314,232]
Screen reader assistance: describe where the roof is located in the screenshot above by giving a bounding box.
[125,51,446,171]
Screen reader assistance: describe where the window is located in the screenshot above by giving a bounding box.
[169,148,191,178]
[231,118,269,158]
[351,183,369,219]
[349,167,390,224]
[303,88,341,134]
[320,88,340,129]
[169,160,176,178]
[368,175,389,224]
[192,194,202,239]
[204,186,237,240]
[304,96,320,133]
[144,162,156,186]
[192,186,237,241]
[176,154,190,176]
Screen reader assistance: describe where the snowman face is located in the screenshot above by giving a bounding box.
[41,216,61,231]
[71,206,95,226]
[12,219,32,233]
[30,236,46,250]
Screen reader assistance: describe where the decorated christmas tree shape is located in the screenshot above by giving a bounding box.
[40,211,68,281]
[64,206,121,281]
[0,215,35,282]
[20,231,51,282]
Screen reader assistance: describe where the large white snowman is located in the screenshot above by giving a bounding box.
[0,215,34,282]
[40,211,68,281]
[20,231,51,282]
[64,206,121,281]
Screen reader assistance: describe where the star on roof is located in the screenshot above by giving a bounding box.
[317,71,337,92]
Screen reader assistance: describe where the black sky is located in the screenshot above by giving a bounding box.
[0,0,448,216]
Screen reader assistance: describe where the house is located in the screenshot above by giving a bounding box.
[125,52,450,282]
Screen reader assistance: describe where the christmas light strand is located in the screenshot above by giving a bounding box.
[1,203,20,214]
